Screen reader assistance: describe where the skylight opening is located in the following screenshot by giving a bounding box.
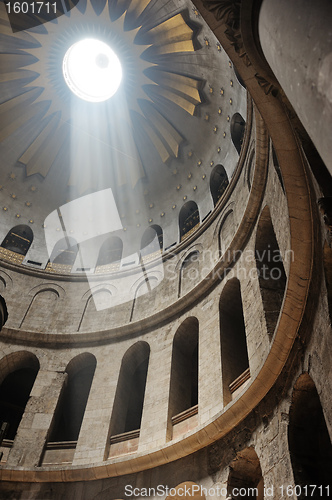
[63,38,122,102]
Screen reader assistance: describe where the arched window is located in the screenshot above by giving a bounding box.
[0,352,39,440]
[230,113,246,155]
[179,201,200,241]
[255,206,287,338]
[96,236,123,267]
[49,353,96,442]
[210,164,229,206]
[110,342,150,437]
[1,225,33,255]
[49,237,78,267]
[288,374,332,493]
[227,447,264,499]
[219,278,250,405]
[140,225,163,257]
[168,317,199,436]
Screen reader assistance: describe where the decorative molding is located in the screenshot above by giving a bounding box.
[255,73,276,95]
[202,0,251,66]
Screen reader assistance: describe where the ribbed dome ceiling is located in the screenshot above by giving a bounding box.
[0,0,246,265]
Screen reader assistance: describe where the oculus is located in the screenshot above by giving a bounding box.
[62,38,122,102]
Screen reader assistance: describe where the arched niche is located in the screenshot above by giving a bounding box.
[168,317,199,437]
[48,353,96,442]
[210,164,229,206]
[1,225,33,256]
[219,278,250,405]
[218,209,235,256]
[21,289,59,332]
[140,225,163,257]
[96,236,123,268]
[109,342,150,437]
[230,113,246,155]
[130,276,158,322]
[179,251,200,297]
[255,206,287,338]
[49,237,79,267]
[78,289,113,331]
[179,201,200,241]
[227,447,264,499]
[288,374,332,493]
[0,351,39,440]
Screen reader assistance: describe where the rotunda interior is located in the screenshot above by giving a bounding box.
[0,0,331,499]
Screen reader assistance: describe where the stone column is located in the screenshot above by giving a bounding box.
[6,369,67,467]
[138,332,172,451]
[198,296,224,425]
[258,0,332,174]
[72,354,122,465]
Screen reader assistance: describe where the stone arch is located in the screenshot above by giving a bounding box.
[255,205,287,338]
[1,225,33,256]
[288,373,332,493]
[78,287,114,331]
[109,341,150,438]
[0,277,5,294]
[179,201,200,241]
[219,278,250,405]
[0,351,40,440]
[48,353,96,442]
[230,113,246,155]
[0,271,13,292]
[210,164,229,206]
[227,447,264,499]
[168,317,199,439]
[130,276,159,322]
[20,288,60,332]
